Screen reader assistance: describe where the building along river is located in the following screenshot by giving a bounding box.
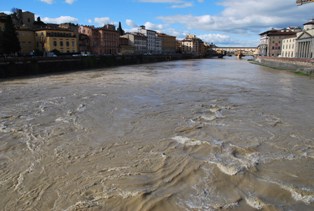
[0,57,314,210]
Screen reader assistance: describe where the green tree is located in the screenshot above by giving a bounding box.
[2,15,20,54]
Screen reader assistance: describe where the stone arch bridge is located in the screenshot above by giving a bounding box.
[212,47,257,56]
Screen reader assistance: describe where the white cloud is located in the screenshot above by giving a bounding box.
[41,16,78,24]
[198,33,231,43]
[126,19,138,28]
[0,11,12,15]
[138,0,195,8]
[156,0,314,46]
[144,21,164,32]
[41,0,54,4]
[65,0,75,4]
[171,2,193,8]
[94,17,112,27]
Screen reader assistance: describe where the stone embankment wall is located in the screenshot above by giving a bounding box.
[0,54,196,79]
[253,56,314,75]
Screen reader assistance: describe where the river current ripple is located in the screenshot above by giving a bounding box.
[0,58,314,210]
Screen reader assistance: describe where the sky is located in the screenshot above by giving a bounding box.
[1,0,314,47]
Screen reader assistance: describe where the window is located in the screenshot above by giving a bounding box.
[53,41,57,47]
[66,41,69,47]
[60,41,63,46]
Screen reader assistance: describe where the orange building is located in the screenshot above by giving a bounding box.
[79,24,119,55]
[157,33,176,54]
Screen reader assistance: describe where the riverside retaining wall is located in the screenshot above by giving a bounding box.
[253,56,314,75]
[0,54,195,79]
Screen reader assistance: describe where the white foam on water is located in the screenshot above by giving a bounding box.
[77,104,86,112]
[172,136,207,146]
[55,117,70,123]
[215,163,243,176]
[107,166,129,172]
[281,184,314,205]
[200,115,216,121]
[14,162,35,192]
[245,196,265,210]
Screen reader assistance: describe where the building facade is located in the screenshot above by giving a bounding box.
[158,33,176,54]
[79,26,100,55]
[11,10,35,29]
[79,25,119,55]
[35,28,78,53]
[258,28,300,57]
[119,37,135,55]
[121,33,147,54]
[295,20,314,59]
[98,24,120,55]
[139,26,161,54]
[181,34,205,56]
[281,37,296,58]
[16,28,36,55]
[0,13,6,31]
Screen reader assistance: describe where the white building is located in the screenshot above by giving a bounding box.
[295,19,314,59]
[281,37,296,58]
[139,26,161,54]
[121,32,147,55]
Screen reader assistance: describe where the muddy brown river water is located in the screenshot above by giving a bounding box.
[0,58,314,210]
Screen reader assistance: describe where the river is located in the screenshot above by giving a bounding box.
[0,57,313,210]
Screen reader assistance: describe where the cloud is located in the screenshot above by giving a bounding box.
[65,0,75,4]
[198,33,231,43]
[94,17,112,27]
[155,0,314,46]
[144,22,164,31]
[41,0,54,4]
[126,19,138,28]
[41,16,79,24]
[171,2,193,8]
[0,11,12,15]
[138,0,194,8]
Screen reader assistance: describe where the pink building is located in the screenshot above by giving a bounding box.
[79,24,119,55]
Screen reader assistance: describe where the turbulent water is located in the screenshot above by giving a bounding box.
[0,58,314,211]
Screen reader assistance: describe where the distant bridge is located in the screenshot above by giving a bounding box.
[212,47,257,56]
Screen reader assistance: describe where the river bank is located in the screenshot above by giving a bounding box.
[252,56,314,76]
[0,54,198,79]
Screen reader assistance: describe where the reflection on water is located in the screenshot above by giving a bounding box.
[0,58,314,210]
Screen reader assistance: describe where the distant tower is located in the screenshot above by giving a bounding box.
[117,21,125,36]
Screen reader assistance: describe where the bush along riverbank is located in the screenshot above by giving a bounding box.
[0,54,199,79]
[252,56,314,76]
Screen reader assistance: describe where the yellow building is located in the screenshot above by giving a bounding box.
[158,33,176,54]
[35,28,78,53]
[16,28,36,55]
